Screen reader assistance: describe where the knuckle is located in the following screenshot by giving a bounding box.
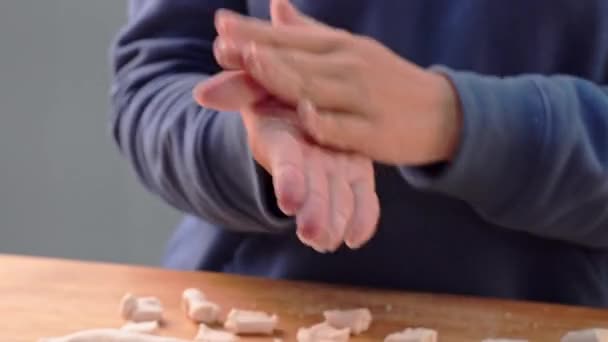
[332,29,356,49]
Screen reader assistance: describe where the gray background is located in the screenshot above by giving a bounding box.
[0,1,181,265]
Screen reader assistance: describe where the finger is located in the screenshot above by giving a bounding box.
[347,155,379,248]
[193,71,267,111]
[271,146,307,216]
[213,36,243,70]
[270,0,323,28]
[215,8,341,53]
[249,102,306,215]
[296,147,331,252]
[270,0,307,26]
[326,160,354,252]
[250,97,300,125]
[243,43,356,110]
[298,100,370,154]
[344,178,380,249]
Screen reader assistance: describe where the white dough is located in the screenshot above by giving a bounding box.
[562,329,608,342]
[296,322,350,342]
[39,328,190,342]
[120,321,159,334]
[194,324,239,342]
[323,308,372,335]
[120,293,163,322]
[181,288,220,323]
[224,309,278,335]
[384,328,437,342]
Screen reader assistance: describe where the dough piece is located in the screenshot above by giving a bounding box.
[121,321,159,334]
[120,293,163,322]
[296,322,351,342]
[384,328,437,342]
[181,288,220,323]
[562,329,608,342]
[195,324,239,342]
[39,328,190,342]
[224,309,278,335]
[323,308,372,335]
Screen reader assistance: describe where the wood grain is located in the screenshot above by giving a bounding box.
[2,254,608,341]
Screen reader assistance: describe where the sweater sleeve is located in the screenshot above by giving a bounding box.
[400,67,608,248]
[110,0,292,233]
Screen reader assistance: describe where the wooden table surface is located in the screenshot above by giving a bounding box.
[2,255,608,342]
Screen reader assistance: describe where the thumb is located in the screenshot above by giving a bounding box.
[297,99,369,156]
[270,0,311,26]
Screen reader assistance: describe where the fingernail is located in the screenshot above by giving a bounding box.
[345,239,362,250]
[297,99,317,132]
[298,99,315,115]
[216,9,240,35]
[344,230,363,249]
[275,168,298,215]
[297,229,327,254]
[215,13,227,34]
[219,8,239,19]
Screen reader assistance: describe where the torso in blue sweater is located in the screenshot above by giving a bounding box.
[113,0,608,307]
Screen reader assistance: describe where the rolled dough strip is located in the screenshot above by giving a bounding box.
[120,293,163,322]
[39,328,191,342]
[181,288,220,323]
[384,328,437,342]
[323,308,372,334]
[562,329,608,342]
[194,324,239,342]
[296,322,350,342]
[121,321,159,334]
[224,309,278,335]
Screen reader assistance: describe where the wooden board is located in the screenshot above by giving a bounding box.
[2,254,608,341]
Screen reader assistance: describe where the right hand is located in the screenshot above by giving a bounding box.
[194,71,379,252]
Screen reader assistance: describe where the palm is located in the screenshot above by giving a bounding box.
[242,102,379,252]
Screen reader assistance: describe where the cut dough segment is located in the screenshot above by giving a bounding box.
[297,322,351,342]
[323,308,372,335]
[181,288,220,323]
[562,329,608,342]
[195,324,239,342]
[384,328,437,342]
[39,328,190,342]
[189,301,221,323]
[120,321,159,334]
[120,293,163,322]
[183,288,206,304]
[224,309,278,335]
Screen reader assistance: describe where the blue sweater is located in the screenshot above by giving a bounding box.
[111,0,608,306]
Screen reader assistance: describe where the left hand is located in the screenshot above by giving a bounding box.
[195,71,380,253]
[214,0,462,165]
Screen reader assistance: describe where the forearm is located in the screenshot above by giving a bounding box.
[110,0,292,233]
[401,69,608,248]
[112,73,290,232]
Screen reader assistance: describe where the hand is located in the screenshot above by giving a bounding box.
[194,71,379,252]
[214,0,462,165]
